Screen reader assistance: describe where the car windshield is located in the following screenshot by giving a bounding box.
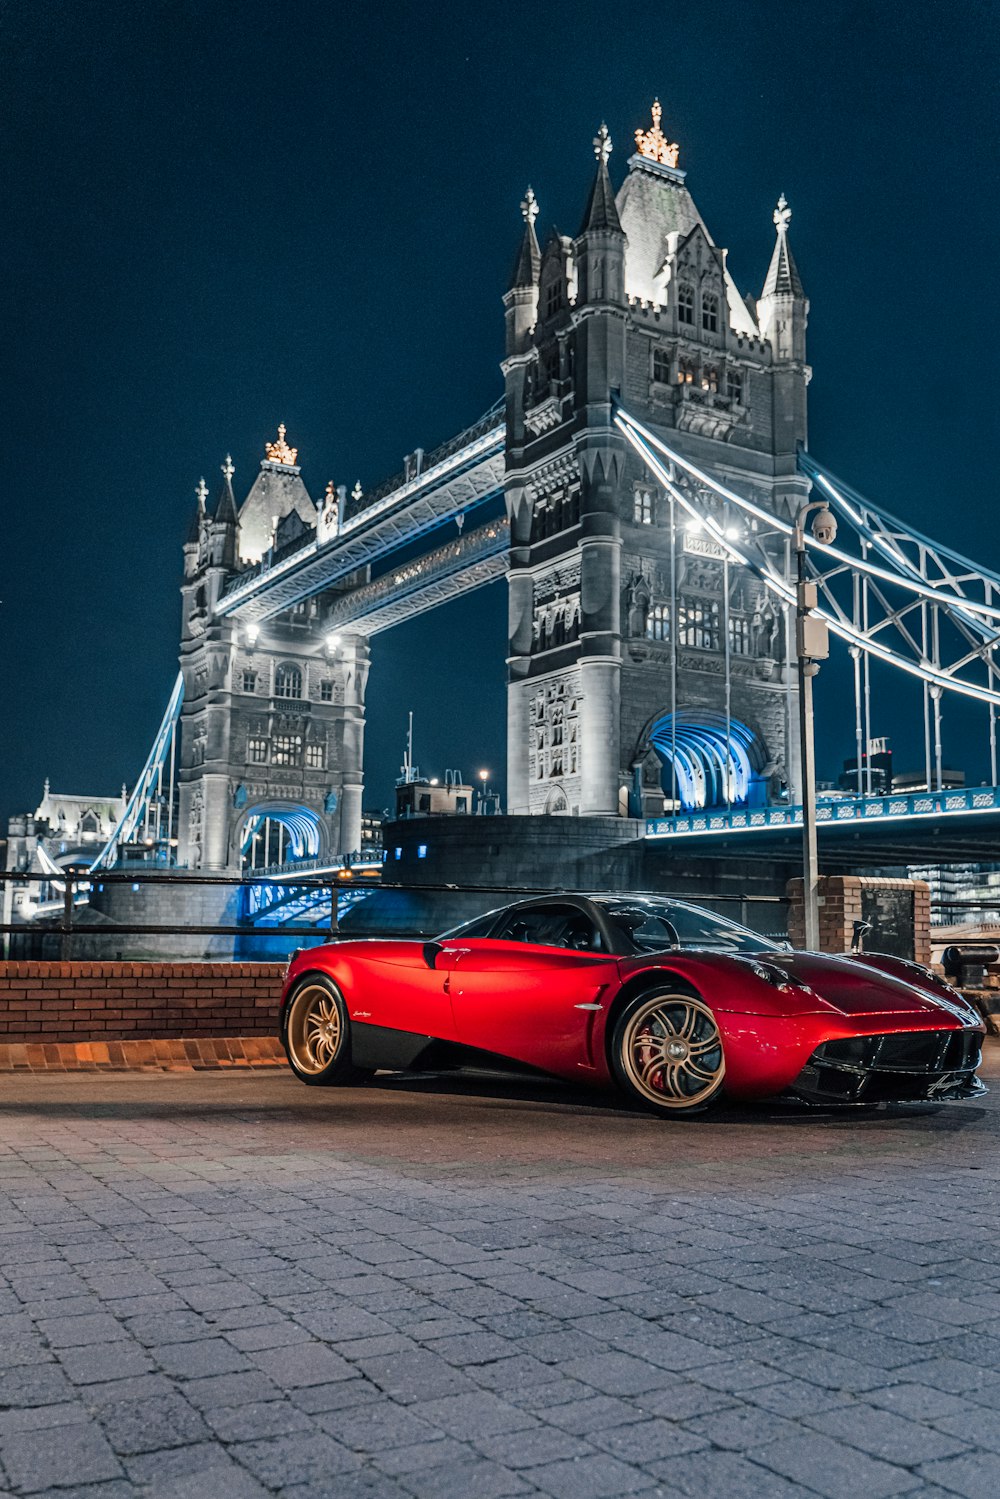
[600,898,782,955]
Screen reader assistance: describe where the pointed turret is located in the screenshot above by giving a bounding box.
[510,187,541,289]
[504,188,542,355]
[208,455,239,570]
[578,124,623,236]
[185,478,208,544]
[761,194,804,299]
[758,195,808,362]
[183,478,208,578]
[213,454,239,527]
[757,195,809,454]
[575,124,626,306]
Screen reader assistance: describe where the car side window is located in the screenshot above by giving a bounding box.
[493,906,602,952]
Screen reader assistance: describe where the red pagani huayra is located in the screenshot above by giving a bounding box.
[279,894,986,1116]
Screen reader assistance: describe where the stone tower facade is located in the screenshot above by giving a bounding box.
[503,105,810,817]
[177,433,368,871]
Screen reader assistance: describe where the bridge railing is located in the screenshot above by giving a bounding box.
[647,784,1000,840]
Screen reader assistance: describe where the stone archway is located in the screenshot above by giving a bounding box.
[233,800,328,871]
[642,710,769,812]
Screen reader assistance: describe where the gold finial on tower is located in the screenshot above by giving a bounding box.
[634,98,679,168]
[265,423,298,466]
[520,186,539,226]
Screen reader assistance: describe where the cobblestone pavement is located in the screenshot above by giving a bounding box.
[1,1051,998,1499]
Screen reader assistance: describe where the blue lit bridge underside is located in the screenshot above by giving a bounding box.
[646,784,1000,867]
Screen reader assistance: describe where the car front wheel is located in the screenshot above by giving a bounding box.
[610,989,726,1116]
[283,977,370,1086]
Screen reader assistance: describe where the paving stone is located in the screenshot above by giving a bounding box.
[0,1422,124,1491]
[153,1336,251,1379]
[229,1431,361,1487]
[408,1391,538,1440]
[917,1452,1000,1498]
[805,1402,970,1464]
[525,1452,657,1496]
[56,1339,154,1385]
[357,1350,477,1403]
[394,1456,532,1498]
[752,1431,922,1498]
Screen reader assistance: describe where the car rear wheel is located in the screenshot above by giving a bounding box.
[283,977,370,1086]
[611,989,726,1116]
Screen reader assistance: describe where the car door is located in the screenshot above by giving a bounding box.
[437,904,618,1076]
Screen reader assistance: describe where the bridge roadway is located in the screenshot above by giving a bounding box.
[646,784,1000,867]
[217,410,505,627]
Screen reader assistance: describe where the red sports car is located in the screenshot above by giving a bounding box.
[279,894,986,1116]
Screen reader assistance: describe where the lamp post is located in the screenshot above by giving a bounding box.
[793,499,838,951]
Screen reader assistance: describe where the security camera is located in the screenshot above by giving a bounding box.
[811,506,838,546]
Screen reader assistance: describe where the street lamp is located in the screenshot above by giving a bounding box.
[793,499,838,951]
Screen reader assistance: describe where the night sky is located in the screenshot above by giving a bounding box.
[3,0,998,827]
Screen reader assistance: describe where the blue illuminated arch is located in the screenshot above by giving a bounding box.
[238,802,324,864]
[649,712,767,811]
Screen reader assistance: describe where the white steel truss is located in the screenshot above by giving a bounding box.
[615,404,1000,789]
[324,517,510,636]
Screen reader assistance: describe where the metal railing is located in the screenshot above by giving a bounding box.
[0,868,789,959]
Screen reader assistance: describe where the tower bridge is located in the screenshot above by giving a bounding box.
[70,99,1000,913]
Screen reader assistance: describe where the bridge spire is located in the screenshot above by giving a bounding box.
[758,193,808,367]
[509,186,541,291]
[185,478,209,547]
[762,194,804,300]
[213,453,239,528]
[578,123,623,235]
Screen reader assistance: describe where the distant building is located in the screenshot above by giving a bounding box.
[4,780,126,872]
[396,772,474,819]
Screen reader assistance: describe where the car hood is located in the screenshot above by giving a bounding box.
[759,950,978,1022]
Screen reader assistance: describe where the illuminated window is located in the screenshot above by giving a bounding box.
[241,670,257,693]
[319,680,334,702]
[703,366,719,393]
[275,664,302,699]
[272,734,302,767]
[678,284,694,325]
[727,369,743,403]
[633,490,653,525]
[305,743,325,770]
[679,598,720,651]
[652,348,671,384]
[647,604,670,641]
[729,616,751,655]
[702,292,719,332]
[678,359,695,385]
[248,737,268,764]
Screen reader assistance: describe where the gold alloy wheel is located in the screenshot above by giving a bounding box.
[286,984,344,1076]
[620,993,725,1109]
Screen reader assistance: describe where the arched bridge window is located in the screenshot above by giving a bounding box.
[275,664,303,700]
[650,711,767,812]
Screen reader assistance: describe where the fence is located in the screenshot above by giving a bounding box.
[0,868,791,961]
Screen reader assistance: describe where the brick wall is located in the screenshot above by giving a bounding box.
[0,962,285,1044]
[787,876,931,965]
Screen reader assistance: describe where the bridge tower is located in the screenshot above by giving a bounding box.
[177,431,368,871]
[503,105,811,817]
